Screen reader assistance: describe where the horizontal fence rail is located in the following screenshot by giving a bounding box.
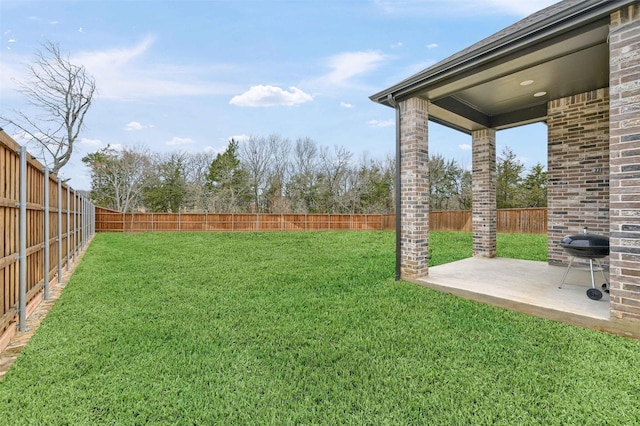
[0,130,96,339]
[95,208,547,234]
[95,210,396,232]
[430,208,547,234]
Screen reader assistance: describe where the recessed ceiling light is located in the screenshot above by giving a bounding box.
[520,80,534,86]
[534,91,547,97]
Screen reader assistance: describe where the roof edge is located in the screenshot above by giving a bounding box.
[370,0,633,107]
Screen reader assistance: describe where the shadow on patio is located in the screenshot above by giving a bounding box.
[414,258,637,339]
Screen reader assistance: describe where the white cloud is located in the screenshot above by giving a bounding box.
[391,42,403,49]
[166,137,195,146]
[8,38,16,43]
[459,144,472,151]
[80,138,103,147]
[322,50,387,86]
[73,36,240,100]
[228,134,250,142]
[204,145,223,154]
[426,43,438,49]
[124,121,152,131]
[367,119,394,128]
[78,27,83,33]
[229,85,313,107]
[0,60,25,96]
[10,129,37,145]
[340,102,354,108]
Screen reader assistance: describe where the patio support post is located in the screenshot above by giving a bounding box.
[609,4,640,323]
[387,94,402,281]
[472,128,496,258]
[398,97,430,280]
[395,100,401,281]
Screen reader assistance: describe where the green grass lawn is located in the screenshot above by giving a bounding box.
[0,231,638,425]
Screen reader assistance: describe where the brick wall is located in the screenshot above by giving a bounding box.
[472,128,497,257]
[399,98,430,279]
[609,5,640,322]
[547,89,610,265]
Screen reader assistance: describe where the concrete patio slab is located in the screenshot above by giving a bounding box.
[413,257,637,339]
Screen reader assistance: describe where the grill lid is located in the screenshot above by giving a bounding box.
[559,227,609,258]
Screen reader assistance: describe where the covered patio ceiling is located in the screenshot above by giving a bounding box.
[370,0,623,133]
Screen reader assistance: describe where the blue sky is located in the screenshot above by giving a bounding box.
[0,0,556,190]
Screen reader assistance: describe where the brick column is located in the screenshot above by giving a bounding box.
[547,89,610,265]
[472,128,496,258]
[399,98,429,279]
[609,5,640,322]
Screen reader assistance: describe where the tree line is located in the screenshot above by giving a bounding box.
[82,136,547,214]
[82,136,395,214]
[1,42,547,215]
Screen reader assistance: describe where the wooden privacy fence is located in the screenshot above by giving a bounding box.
[95,208,547,234]
[95,209,396,232]
[0,130,96,341]
[430,208,547,234]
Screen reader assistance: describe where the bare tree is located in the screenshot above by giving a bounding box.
[288,137,321,213]
[1,41,95,174]
[82,145,154,212]
[263,135,291,213]
[182,151,216,211]
[239,135,275,212]
[317,145,352,213]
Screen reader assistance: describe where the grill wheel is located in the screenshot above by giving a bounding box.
[587,288,603,300]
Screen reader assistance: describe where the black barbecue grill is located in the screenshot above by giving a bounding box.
[558,227,610,300]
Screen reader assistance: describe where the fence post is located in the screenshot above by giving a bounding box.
[81,197,85,248]
[73,189,77,263]
[58,179,63,282]
[84,197,88,247]
[17,146,28,331]
[66,187,70,271]
[44,168,50,299]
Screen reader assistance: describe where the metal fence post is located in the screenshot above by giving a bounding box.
[82,197,86,247]
[73,189,77,262]
[44,168,50,299]
[58,179,63,282]
[66,187,70,271]
[80,197,87,249]
[18,146,27,331]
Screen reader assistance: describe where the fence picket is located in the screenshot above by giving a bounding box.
[0,130,96,338]
[93,208,547,234]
